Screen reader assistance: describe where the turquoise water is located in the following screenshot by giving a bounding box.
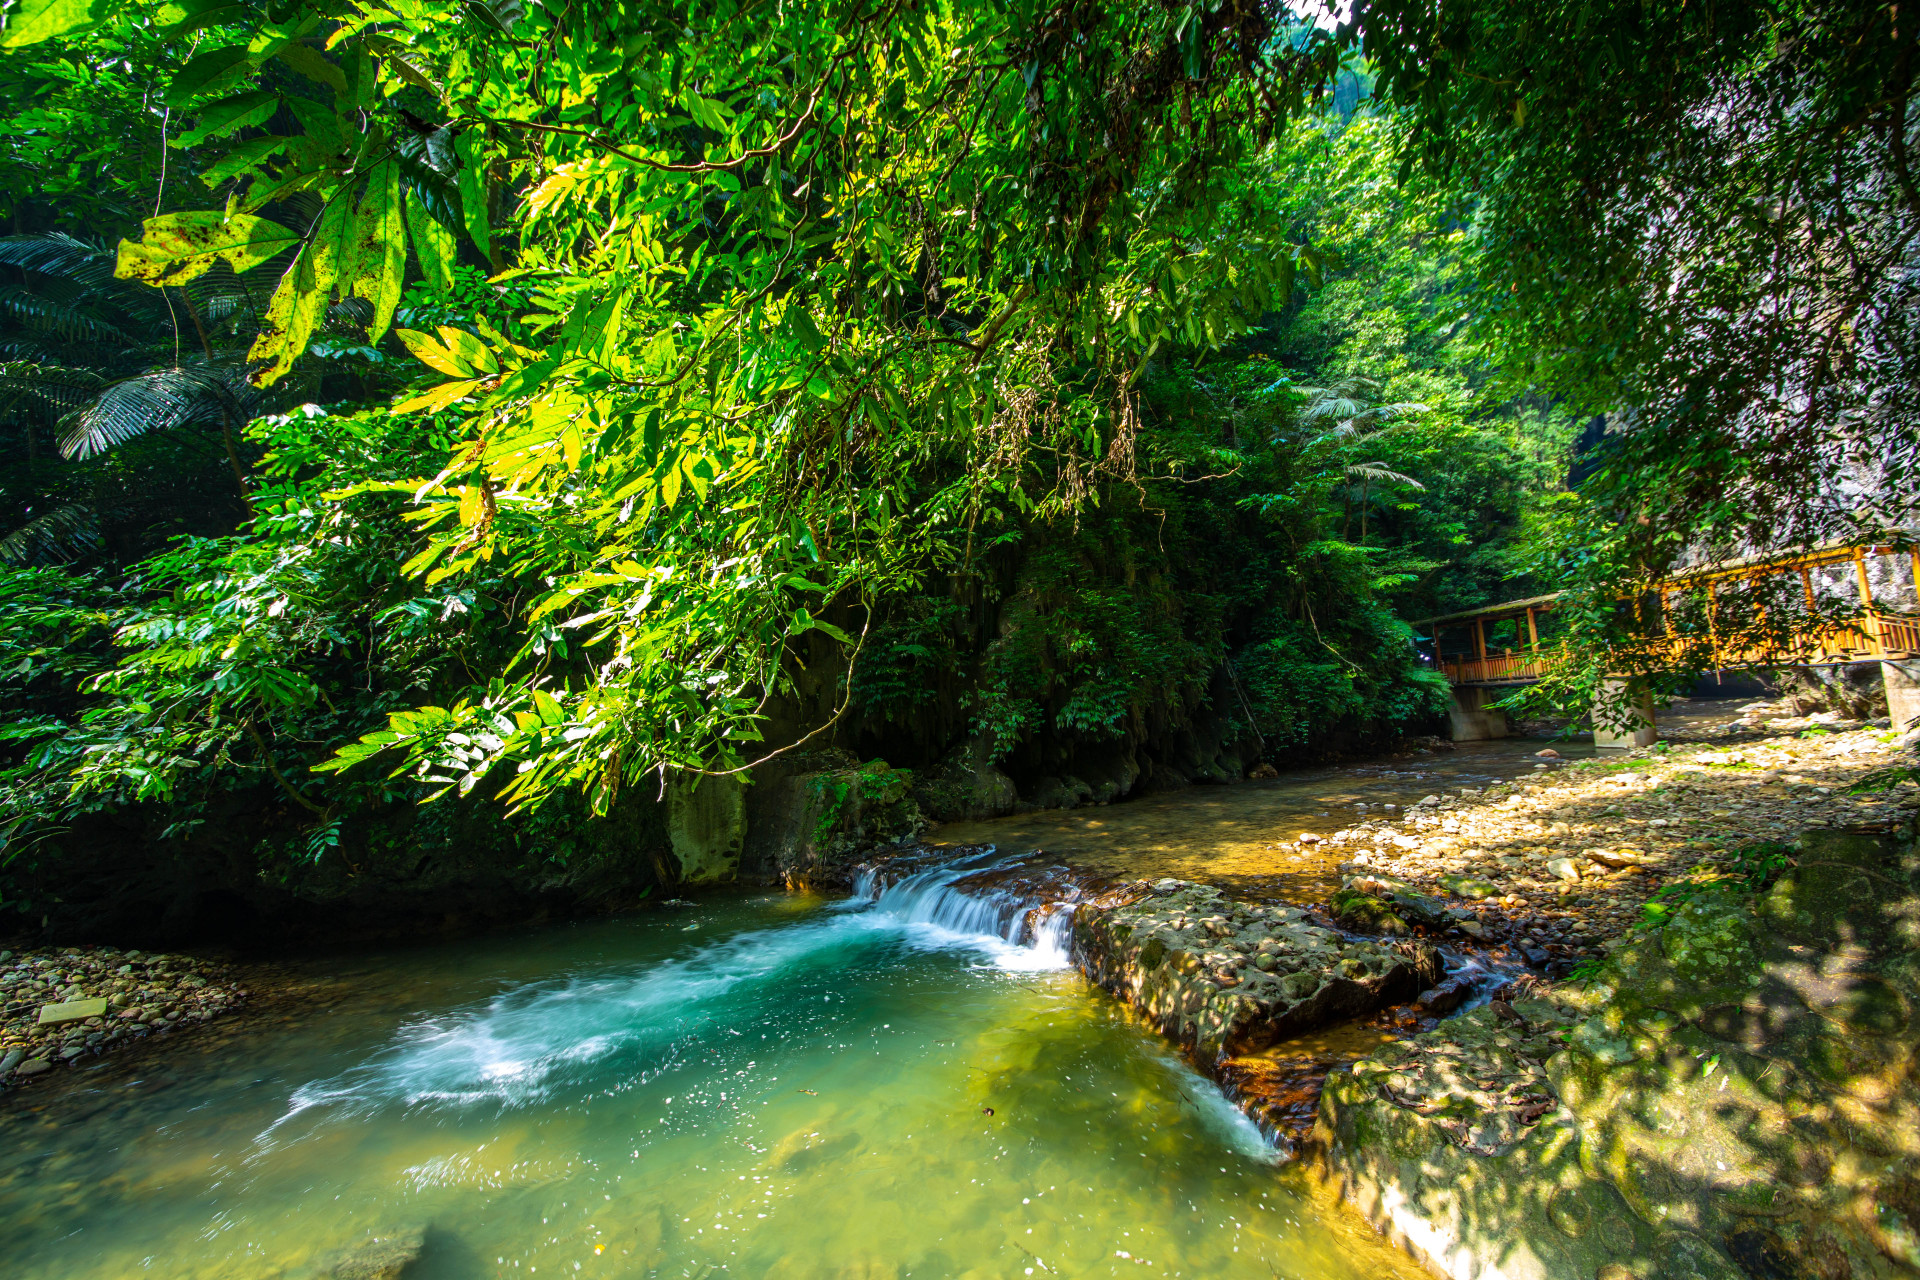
[0,861,1420,1279]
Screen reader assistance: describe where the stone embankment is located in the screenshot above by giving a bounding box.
[0,945,248,1089]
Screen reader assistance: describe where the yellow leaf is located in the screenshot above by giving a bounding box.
[246,195,351,386]
[404,191,456,293]
[436,325,498,374]
[0,0,110,49]
[395,328,473,377]
[393,378,484,414]
[351,160,406,343]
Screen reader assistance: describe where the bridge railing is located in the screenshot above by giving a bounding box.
[1418,543,1920,687]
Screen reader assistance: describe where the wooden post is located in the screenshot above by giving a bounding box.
[1525,607,1539,648]
[1474,618,1487,664]
[1854,546,1880,658]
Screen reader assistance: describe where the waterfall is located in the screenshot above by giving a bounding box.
[845,850,1081,971]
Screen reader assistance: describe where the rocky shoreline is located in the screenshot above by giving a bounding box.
[0,945,251,1089]
[1060,721,1920,1279]
[1314,819,1920,1280]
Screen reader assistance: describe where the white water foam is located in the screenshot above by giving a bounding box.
[848,852,1077,972]
[1155,1054,1289,1166]
[268,852,1073,1131]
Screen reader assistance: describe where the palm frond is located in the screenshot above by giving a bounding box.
[0,287,136,346]
[0,504,103,566]
[0,233,115,287]
[1344,462,1426,490]
[1302,396,1368,421]
[59,365,259,460]
[0,362,112,414]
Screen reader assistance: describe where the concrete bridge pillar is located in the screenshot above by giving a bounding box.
[1883,660,1920,731]
[1592,678,1657,749]
[1448,687,1509,741]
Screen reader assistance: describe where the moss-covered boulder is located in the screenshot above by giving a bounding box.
[1075,881,1440,1059]
[1332,889,1411,935]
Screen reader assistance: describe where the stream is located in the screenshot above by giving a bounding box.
[0,739,1580,1280]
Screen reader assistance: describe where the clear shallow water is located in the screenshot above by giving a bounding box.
[0,859,1421,1280]
[930,736,1599,896]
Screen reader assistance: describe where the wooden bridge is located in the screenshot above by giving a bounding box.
[1413,542,1920,745]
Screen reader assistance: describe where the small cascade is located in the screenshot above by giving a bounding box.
[847,849,1087,970]
[1423,950,1528,1018]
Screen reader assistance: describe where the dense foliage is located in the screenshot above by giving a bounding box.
[0,0,1900,922]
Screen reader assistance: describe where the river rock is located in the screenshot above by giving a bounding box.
[36,997,109,1025]
[1075,882,1439,1058]
[1319,820,1920,1280]
[314,1225,426,1279]
[1331,890,1409,935]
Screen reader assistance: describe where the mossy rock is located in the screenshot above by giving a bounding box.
[1440,873,1499,899]
[1331,889,1409,935]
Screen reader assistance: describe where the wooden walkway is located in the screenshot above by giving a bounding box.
[1417,543,1920,688]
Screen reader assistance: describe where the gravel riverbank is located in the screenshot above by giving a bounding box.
[1298,722,1917,970]
[0,945,251,1089]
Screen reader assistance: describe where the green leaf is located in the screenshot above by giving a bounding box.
[532,689,566,725]
[403,190,457,295]
[199,134,289,186]
[454,128,494,267]
[154,0,243,36]
[164,43,253,106]
[0,0,111,48]
[276,41,348,97]
[174,90,278,148]
[787,305,825,353]
[114,211,301,286]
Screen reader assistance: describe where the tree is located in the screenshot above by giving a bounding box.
[6,0,1359,817]
[1350,0,1919,570]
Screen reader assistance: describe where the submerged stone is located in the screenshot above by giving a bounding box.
[316,1224,427,1279]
